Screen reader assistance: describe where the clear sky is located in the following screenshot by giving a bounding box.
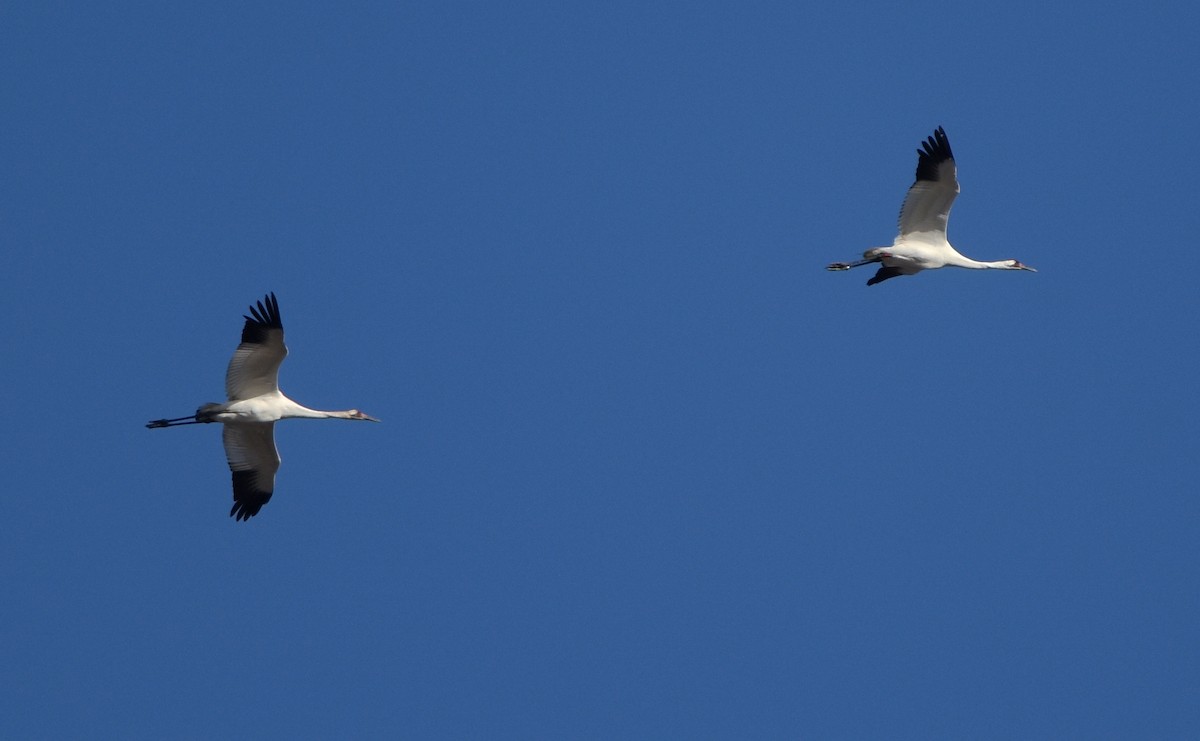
[3,1,1198,738]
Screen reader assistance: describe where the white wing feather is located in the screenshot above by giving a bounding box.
[225,293,288,401]
[222,423,280,487]
[897,128,959,241]
[223,423,280,520]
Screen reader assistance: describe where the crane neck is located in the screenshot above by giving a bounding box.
[279,397,354,420]
[945,253,1014,270]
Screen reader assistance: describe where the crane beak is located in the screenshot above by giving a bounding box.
[1015,261,1037,272]
[353,411,381,422]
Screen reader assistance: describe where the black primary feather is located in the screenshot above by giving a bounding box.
[230,470,273,521]
[867,266,906,286]
[240,292,283,345]
[913,126,954,183]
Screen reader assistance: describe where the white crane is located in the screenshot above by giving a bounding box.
[148,293,379,520]
[827,126,1036,285]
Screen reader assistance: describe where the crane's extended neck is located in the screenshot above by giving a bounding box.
[945,254,1035,271]
[281,399,380,422]
[284,404,345,419]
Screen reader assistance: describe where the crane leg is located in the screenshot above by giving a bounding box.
[826,256,879,271]
[146,415,205,428]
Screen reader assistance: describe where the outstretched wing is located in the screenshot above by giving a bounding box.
[225,292,287,401]
[223,423,280,521]
[896,127,959,241]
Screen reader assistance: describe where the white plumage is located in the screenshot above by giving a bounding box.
[148,293,378,520]
[827,127,1036,285]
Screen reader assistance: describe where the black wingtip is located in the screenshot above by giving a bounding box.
[867,266,905,286]
[230,470,273,521]
[913,126,954,182]
[240,292,283,344]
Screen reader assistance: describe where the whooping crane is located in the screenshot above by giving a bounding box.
[827,127,1036,285]
[148,293,379,521]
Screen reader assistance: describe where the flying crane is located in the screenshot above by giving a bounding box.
[148,293,379,520]
[827,127,1036,285]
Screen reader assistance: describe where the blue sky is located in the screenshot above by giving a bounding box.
[3,1,1198,738]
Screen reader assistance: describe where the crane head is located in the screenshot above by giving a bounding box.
[348,409,381,422]
[1008,260,1036,272]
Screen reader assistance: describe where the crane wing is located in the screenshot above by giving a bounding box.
[896,127,959,241]
[223,422,280,521]
[225,292,287,401]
